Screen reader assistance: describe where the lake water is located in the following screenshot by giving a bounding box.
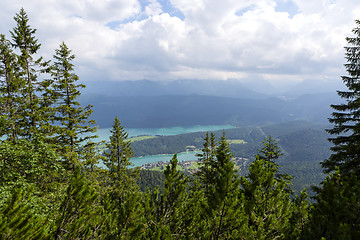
[94,125,235,143]
[131,151,201,167]
[95,124,235,167]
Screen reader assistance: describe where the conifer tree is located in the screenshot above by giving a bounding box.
[103,116,134,177]
[287,190,309,240]
[143,154,190,238]
[102,117,142,239]
[10,8,48,138]
[0,34,21,142]
[0,189,49,239]
[53,167,102,239]
[196,132,217,187]
[197,133,249,239]
[324,19,360,175]
[241,136,293,239]
[304,170,360,239]
[50,42,97,170]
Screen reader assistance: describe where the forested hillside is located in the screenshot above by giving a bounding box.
[1,9,360,239]
[130,120,330,194]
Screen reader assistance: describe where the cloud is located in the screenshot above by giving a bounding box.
[0,0,359,86]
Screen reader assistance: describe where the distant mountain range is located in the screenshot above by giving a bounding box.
[80,92,340,128]
[83,79,345,99]
[83,79,267,99]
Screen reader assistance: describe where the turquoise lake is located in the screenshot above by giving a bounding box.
[95,124,235,167]
[94,125,235,143]
[131,151,202,167]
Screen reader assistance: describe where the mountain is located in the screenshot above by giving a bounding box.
[84,79,267,99]
[81,92,338,128]
[84,78,345,99]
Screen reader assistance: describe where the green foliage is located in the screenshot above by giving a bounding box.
[241,137,294,239]
[53,167,102,239]
[10,8,48,138]
[197,133,249,239]
[0,189,49,239]
[287,190,309,240]
[0,137,61,195]
[100,117,143,239]
[142,154,190,238]
[304,170,360,239]
[104,116,133,173]
[0,34,21,142]
[324,19,360,175]
[49,42,97,170]
[138,170,165,192]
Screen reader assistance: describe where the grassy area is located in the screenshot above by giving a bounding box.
[227,139,247,144]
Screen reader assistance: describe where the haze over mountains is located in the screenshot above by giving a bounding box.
[81,79,344,128]
[84,79,345,98]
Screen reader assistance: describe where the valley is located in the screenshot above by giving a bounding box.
[97,120,331,195]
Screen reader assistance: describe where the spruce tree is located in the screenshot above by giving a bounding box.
[324,19,360,175]
[102,117,142,239]
[0,34,20,142]
[103,116,134,177]
[10,8,48,138]
[143,154,190,238]
[241,137,293,239]
[304,170,360,239]
[50,42,97,170]
[197,132,249,239]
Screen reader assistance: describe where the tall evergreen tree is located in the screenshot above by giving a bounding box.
[324,19,360,175]
[102,117,142,239]
[242,137,293,239]
[50,42,97,170]
[103,116,134,177]
[197,132,249,239]
[196,132,217,187]
[0,34,21,142]
[304,170,360,239]
[10,8,47,138]
[143,154,190,238]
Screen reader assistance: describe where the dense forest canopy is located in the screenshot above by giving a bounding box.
[1,9,360,239]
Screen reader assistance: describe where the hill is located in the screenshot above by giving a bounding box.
[131,121,331,194]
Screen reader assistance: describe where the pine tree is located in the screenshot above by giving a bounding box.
[10,8,48,138]
[50,42,97,170]
[324,19,360,175]
[53,167,103,239]
[196,132,217,188]
[103,116,134,177]
[241,137,293,239]
[101,117,142,239]
[0,189,49,239]
[304,169,360,239]
[142,154,190,238]
[197,132,249,239]
[0,34,21,142]
[287,190,309,240]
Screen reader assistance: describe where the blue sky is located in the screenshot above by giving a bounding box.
[0,0,359,89]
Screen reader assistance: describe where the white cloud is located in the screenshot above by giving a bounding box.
[0,0,360,86]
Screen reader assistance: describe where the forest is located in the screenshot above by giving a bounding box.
[1,9,360,239]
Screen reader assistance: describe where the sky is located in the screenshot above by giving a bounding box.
[1,0,360,89]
